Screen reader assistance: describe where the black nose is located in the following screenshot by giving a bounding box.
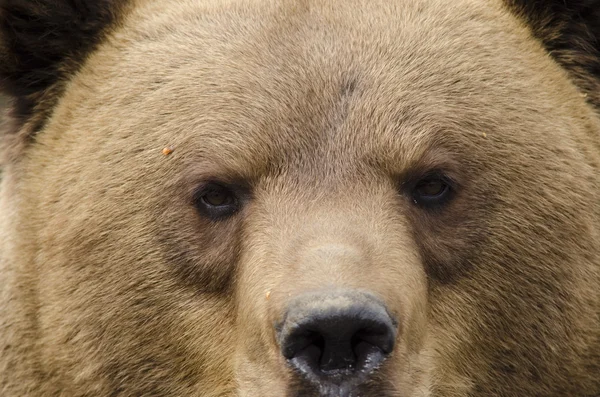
[277,291,397,390]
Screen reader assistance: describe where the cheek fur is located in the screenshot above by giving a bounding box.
[157,203,241,293]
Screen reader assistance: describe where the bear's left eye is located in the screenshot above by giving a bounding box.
[194,183,239,220]
[411,174,453,208]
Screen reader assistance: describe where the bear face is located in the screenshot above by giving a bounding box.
[0,0,598,396]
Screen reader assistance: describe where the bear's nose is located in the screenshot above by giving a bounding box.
[277,290,397,389]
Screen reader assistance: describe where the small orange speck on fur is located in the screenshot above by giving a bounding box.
[482,132,487,138]
[265,291,271,300]
[162,147,173,155]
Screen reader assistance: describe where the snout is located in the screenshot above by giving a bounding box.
[276,290,398,394]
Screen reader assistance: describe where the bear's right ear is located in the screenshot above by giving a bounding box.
[506,0,600,109]
[0,0,128,135]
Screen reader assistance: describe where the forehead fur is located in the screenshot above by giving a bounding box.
[41,0,594,181]
[2,0,599,168]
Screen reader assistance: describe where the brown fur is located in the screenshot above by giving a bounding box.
[0,0,598,396]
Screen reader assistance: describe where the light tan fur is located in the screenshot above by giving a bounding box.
[1,0,598,396]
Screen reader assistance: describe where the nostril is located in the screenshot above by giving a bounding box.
[350,325,395,373]
[354,324,396,355]
[282,329,325,360]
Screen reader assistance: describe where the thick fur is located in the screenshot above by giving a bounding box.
[0,0,598,396]
[0,0,129,141]
[507,0,600,108]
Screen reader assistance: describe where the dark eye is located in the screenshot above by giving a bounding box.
[194,183,239,219]
[202,189,233,207]
[412,174,453,208]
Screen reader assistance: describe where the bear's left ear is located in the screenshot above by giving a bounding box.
[506,0,600,108]
[0,0,128,132]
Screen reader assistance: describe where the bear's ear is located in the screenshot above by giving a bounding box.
[506,0,600,108]
[0,0,127,131]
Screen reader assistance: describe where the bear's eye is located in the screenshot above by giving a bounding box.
[194,183,239,219]
[412,174,453,208]
[203,189,232,207]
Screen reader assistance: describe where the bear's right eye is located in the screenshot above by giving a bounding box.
[194,183,239,220]
[410,172,454,209]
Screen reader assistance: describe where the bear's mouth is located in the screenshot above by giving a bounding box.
[287,380,390,397]
[286,368,391,397]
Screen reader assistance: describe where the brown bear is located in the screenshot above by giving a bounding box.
[0,0,598,396]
